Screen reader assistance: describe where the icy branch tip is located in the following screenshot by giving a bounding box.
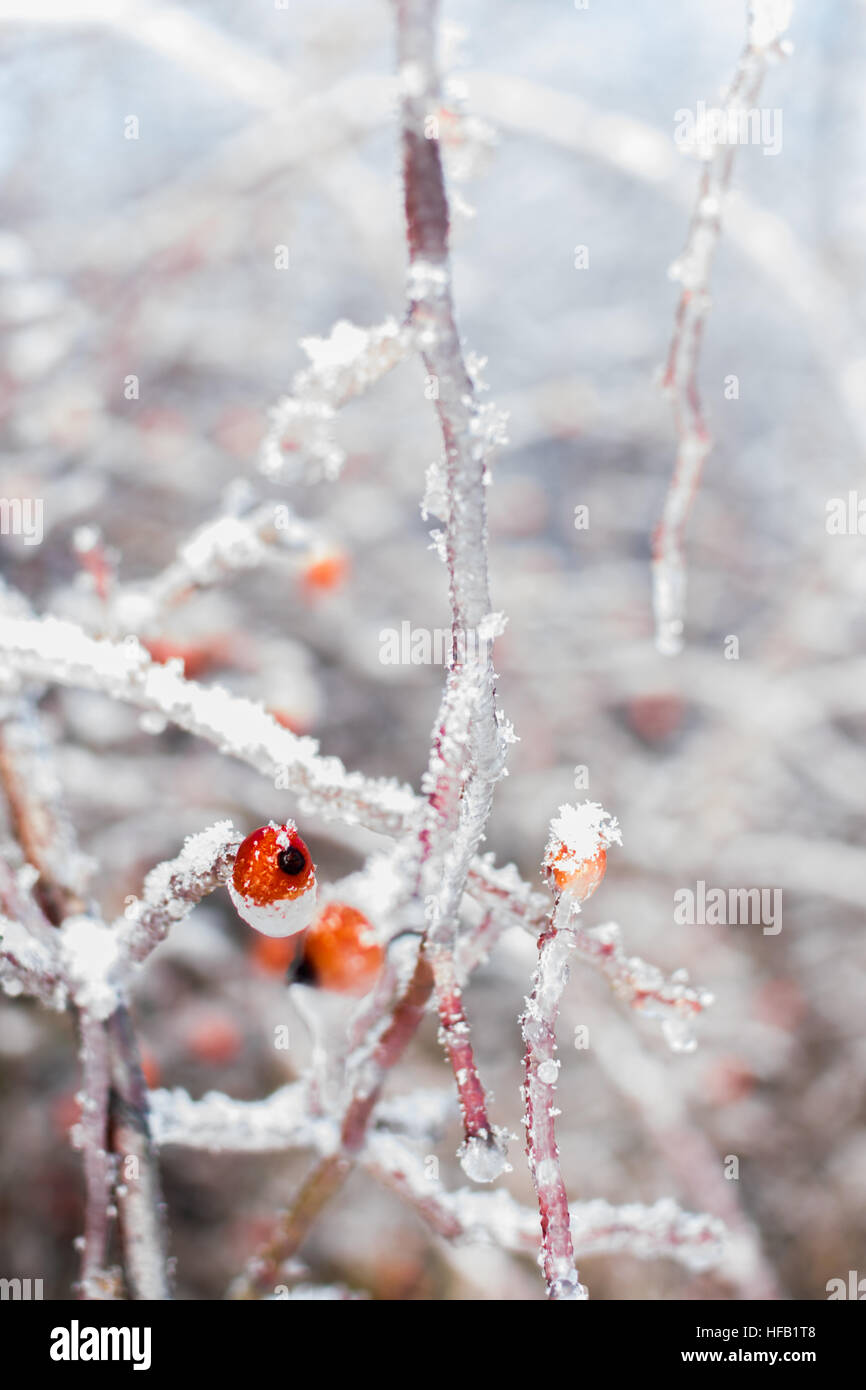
[748,0,794,53]
[543,802,621,903]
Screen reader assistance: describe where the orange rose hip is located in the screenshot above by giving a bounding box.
[300,902,384,995]
[228,821,317,938]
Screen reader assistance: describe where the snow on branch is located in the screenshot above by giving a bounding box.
[0,614,710,1044]
[0,614,417,834]
[0,912,67,1008]
[397,0,510,1182]
[116,820,241,965]
[151,1081,338,1155]
[652,0,793,654]
[367,1130,724,1272]
[109,500,326,635]
[150,1089,724,1275]
[260,317,412,484]
[521,802,624,1300]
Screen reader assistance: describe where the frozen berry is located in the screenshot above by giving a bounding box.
[228,822,317,938]
[300,902,384,995]
[546,843,608,902]
[250,934,300,976]
[542,802,620,903]
[301,547,349,593]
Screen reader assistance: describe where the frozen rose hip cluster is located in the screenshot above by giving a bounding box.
[230,821,384,996]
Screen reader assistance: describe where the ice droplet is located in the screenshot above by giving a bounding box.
[459,1131,508,1183]
[550,1272,589,1301]
[537,1059,559,1085]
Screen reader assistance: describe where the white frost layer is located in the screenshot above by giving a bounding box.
[545,800,621,868]
[227,879,317,938]
[151,1082,339,1155]
[60,914,122,1020]
[0,915,66,1010]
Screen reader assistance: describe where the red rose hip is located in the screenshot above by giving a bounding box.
[228,821,317,938]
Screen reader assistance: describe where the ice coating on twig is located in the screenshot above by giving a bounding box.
[652,2,792,654]
[0,912,66,1008]
[117,820,241,964]
[394,0,510,1186]
[150,1088,725,1274]
[259,317,412,483]
[0,614,417,834]
[521,892,589,1300]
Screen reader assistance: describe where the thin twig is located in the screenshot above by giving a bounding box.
[652,2,792,654]
[521,892,586,1300]
[107,1006,172,1300]
[397,0,508,1175]
[77,1012,114,1296]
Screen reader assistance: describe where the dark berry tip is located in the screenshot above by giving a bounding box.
[277,845,307,876]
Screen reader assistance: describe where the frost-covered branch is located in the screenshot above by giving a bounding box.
[0,614,710,1042]
[108,501,325,635]
[521,804,622,1300]
[0,704,121,1295]
[0,911,66,1008]
[116,820,241,965]
[366,1131,724,1271]
[260,317,412,484]
[0,692,171,1298]
[0,614,417,835]
[652,0,793,654]
[151,1090,725,1273]
[397,0,509,1179]
[521,892,587,1301]
[107,1006,172,1300]
[418,669,508,1179]
[152,1080,334,1154]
